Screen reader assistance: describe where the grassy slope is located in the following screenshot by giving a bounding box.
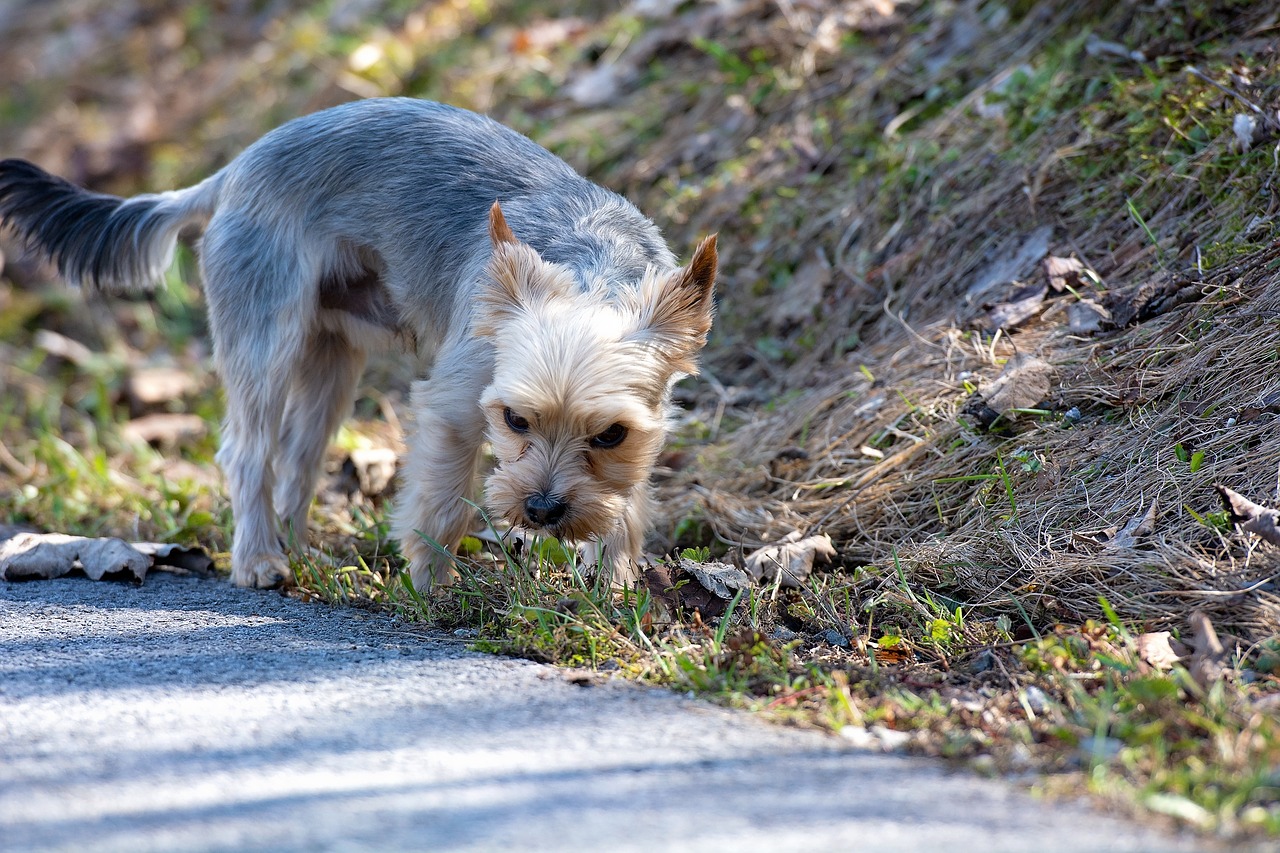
[2,0,1280,839]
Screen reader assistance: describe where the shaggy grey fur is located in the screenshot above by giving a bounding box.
[0,98,680,588]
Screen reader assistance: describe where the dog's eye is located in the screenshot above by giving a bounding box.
[504,407,530,433]
[589,423,628,449]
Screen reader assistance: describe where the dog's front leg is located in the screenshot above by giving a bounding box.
[392,345,491,594]
[582,484,652,588]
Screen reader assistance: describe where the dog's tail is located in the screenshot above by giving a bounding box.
[0,159,221,292]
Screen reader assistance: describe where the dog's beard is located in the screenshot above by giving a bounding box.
[483,466,630,542]
[481,414,665,543]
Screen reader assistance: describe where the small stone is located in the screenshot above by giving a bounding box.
[453,628,478,639]
[1022,685,1051,715]
[822,629,850,648]
[969,648,997,674]
[869,725,911,751]
[770,626,799,643]
[1077,736,1123,765]
[970,753,997,776]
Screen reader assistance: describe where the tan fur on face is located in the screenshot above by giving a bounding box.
[472,204,717,559]
[478,308,670,542]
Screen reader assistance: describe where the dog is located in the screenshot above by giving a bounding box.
[0,97,717,592]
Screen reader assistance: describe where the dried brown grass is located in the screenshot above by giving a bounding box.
[660,240,1280,640]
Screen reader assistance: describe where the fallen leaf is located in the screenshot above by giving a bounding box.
[132,542,215,575]
[1042,255,1087,291]
[984,283,1046,330]
[642,560,728,618]
[565,63,627,107]
[961,353,1054,430]
[744,531,836,588]
[871,645,912,664]
[680,557,751,599]
[1143,793,1212,829]
[349,447,398,497]
[1189,610,1228,691]
[1216,484,1280,546]
[1107,502,1157,550]
[1233,113,1257,153]
[1067,299,1111,334]
[965,226,1053,302]
[775,253,831,327]
[124,366,201,414]
[1085,33,1146,62]
[121,413,207,447]
[0,526,213,582]
[0,531,149,581]
[1134,631,1186,670]
[35,328,96,367]
[1104,275,1201,327]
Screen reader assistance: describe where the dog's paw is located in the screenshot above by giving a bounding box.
[408,556,458,595]
[403,538,458,594]
[231,552,293,589]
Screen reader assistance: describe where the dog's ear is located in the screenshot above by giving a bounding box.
[475,208,573,338]
[489,201,517,246]
[629,234,718,374]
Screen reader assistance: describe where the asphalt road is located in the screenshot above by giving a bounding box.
[1,573,1208,852]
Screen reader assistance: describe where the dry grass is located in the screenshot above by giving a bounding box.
[669,244,1280,639]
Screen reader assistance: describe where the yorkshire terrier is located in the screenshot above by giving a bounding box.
[0,98,717,592]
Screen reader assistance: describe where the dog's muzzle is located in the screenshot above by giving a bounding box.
[523,492,568,528]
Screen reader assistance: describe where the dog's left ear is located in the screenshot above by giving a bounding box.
[630,235,718,374]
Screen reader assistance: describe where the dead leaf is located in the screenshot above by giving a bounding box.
[0,531,149,581]
[1134,631,1186,670]
[744,531,836,588]
[1189,610,1228,691]
[349,447,398,497]
[984,283,1046,330]
[871,644,912,664]
[1234,113,1257,153]
[566,63,627,107]
[961,353,1054,430]
[1107,502,1157,550]
[35,328,96,367]
[680,557,751,599]
[509,18,587,55]
[1042,255,1087,291]
[121,413,207,447]
[1104,275,1201,327]
[132,542,215,575]
[1216,484,1280,546]
[125,366,200,414]
[0,526,213,582]
[965,226,1053,302]
[1067,299,1111,334]
[642,561,728,618]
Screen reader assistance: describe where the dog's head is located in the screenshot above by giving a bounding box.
[472,202,717,544]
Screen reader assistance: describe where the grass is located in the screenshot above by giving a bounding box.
[3,0,1280,842]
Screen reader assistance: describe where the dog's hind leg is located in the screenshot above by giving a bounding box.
[274,330,367,550]
[203,217,317,588]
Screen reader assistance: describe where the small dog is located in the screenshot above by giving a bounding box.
[0,98,717,592]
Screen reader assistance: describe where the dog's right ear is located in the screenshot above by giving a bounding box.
[475,203,572,338]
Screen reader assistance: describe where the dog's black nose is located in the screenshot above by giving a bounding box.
[524,493,568,527]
